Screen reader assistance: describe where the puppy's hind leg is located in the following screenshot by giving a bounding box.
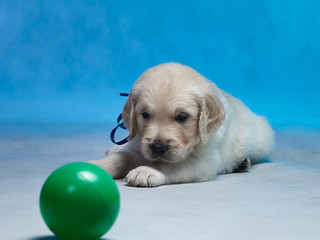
[233,158,251,173]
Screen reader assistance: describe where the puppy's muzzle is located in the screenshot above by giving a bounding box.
[149,140,169,157]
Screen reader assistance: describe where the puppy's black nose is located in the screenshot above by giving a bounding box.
[149,140,169,156]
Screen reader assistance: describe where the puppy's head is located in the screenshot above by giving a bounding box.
[122,63,224,163]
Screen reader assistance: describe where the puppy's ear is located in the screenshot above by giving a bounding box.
[122,92,137,141]
[198,88,225,143]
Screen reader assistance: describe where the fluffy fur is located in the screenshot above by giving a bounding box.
[89,63,274,187]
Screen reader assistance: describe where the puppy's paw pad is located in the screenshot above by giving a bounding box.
[233,158,251,173]
[125,166,166,187]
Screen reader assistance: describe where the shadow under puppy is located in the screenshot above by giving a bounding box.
[89,63,274,187]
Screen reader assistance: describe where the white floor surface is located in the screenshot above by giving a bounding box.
[1,123,320,240]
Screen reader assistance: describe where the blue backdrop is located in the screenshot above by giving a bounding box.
[1,0,319,127]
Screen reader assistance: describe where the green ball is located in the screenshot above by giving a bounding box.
[40,162,120,240]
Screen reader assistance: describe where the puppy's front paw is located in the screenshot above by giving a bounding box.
[88,156,128,179]
[125,166,166,187]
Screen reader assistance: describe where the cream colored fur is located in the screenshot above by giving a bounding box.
[89,63,274,187]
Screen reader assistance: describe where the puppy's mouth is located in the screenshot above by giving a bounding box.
[149,153,173,163]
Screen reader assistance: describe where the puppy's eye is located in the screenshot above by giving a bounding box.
[141,111,150,119]
[175,112,189,123]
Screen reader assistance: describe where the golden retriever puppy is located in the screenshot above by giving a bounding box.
[89,63,274,187]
